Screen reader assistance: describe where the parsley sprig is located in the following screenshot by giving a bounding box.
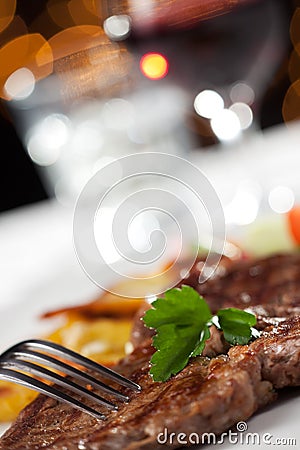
[143,285,260,382]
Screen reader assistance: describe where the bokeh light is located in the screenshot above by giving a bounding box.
[140,53,169,80]
[0,0,16,33]
[68,0,100,26]
[27,114,70,166]
[4,68,35,100]
[229,102,253,130]
[0,15,28,47]
[71,120,103,156]
[282,80,300,123]
[268,186,295,214]
[225,182,261,226]
[288,48,300,83]
[0,34,53,100]
[48,25,105,61]
[210,108,241,142]
[229,82,255,105]
[194,90,224,119]
[47,0,76,29]
[104,15,132,41]
[290,7,300,48]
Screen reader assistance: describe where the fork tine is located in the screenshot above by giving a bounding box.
[13,340,141,392]
[1,359,118,410]
[0,367,106,420]
[7,349,130,401]
[0,339,142,421]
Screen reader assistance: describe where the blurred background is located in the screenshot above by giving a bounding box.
[0,0,300,213]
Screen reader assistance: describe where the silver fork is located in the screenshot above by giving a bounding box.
[0,339,141,420]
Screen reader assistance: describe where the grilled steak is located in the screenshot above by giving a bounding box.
[1,252,300,449]
[1,316,299,450]
[192,252,300,316]
[131,252,300,347]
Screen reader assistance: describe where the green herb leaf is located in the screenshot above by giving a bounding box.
[143,285,212,381]
[143,286,259,382]
[149,324,200,382]
[217,308,257,345]
[143,285,212,329]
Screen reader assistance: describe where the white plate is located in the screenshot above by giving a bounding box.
[0,264,299,449]
[1,123,300,448]
[0,206,299,450]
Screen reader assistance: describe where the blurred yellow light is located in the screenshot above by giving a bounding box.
[0,34,53,100]
[83,0,100,16]
[140,52,169,80]
[0,16,28,46]
[48,25,106,62]
[68,0,100,26]
[47,0,100,29]
[282,80,300,124]
[47,0,75,29]
[0,0,16,33]
[290,7,300,47]
[288,48,300,83]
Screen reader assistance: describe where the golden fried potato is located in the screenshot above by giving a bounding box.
[0,383,37,422]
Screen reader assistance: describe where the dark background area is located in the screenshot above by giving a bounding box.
[0,110,49,213]
[0,0,50,213]
[0,0,297,213]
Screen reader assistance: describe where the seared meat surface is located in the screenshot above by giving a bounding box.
[1,253,300,449]
[193,253,300,316]
[131,253,300,347]
[1,318,299,449]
